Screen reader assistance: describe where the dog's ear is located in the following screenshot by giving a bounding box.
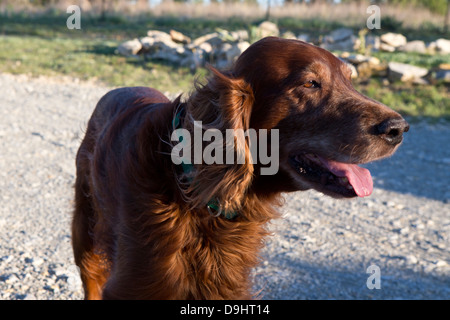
[185,66,255,214]
[208,66,253,132]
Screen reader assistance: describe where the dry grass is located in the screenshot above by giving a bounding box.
[151,2,445,29]
[0,0,445,29]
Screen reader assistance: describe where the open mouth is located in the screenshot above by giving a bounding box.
[289,153,373,198]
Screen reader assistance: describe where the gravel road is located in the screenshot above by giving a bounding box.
[0,73,449,300]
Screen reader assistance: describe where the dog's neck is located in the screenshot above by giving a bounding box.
[171,103,239,220]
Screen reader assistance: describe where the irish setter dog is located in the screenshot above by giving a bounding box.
[72,37,409,299]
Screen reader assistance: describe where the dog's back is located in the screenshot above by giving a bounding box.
[72,87,172,300]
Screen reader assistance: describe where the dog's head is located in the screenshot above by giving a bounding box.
[185,37,409,212]
[230,37,409,199]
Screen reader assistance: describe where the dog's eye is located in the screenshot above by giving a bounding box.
[303,80,320,88]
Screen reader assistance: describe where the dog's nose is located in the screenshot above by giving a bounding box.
[375,118,409,145]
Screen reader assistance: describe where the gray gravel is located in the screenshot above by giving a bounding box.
[0,73,449,300]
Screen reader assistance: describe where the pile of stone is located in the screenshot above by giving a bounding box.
[338,53,384,79]
[117,27,251,71]
[320,28,450,55]
[338,53,450,84]
[116,21,282,71]
[319,28,449,83]
[117,21,450,83]
[379,33,450,55]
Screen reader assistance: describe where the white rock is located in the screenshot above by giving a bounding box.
[139,36,155,51]
[230,30,249,42]
[170,29,191,44]
[427,41,437,54]
[406,255,418,264]
[281,31,297,40]
[257,21,279,38]
[191,32,220,47]
[117,39,142,57]
[226,41,250,62]
[398,40,426,54]
[1,255,13,263]
[344,54,379,67]
[435,260,448,268]
[142,30,182,53]
[147,30,172,42]
[388,62,428,82]
[435,38,450,54]
[385,200,396,207]
[344,54,369,64]
[197,42,213,54]
[381,32,407,48]
[5,274,19,284]
[380,42,396,52]
[347,62,358,79]
[32,257,44,267]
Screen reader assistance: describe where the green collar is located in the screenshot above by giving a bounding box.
[172,107,239,220]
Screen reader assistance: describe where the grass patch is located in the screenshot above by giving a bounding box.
[372,51,450,69]
[0,34,448,118]
[0,10,448,42]
[0,12,253,41]
[0,12,448,119]
[0,35,205,94]
[355,79,449,119]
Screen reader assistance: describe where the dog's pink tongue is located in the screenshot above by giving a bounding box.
[319,157,373,197]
